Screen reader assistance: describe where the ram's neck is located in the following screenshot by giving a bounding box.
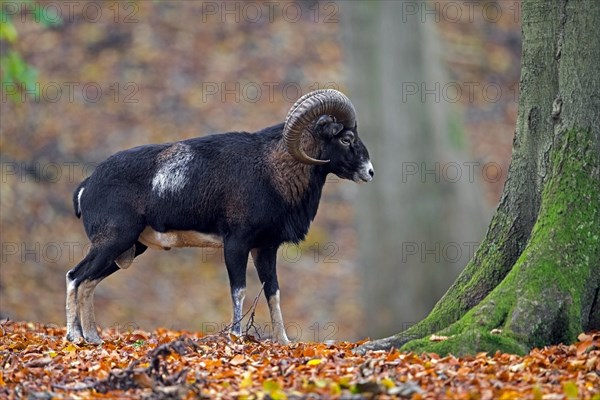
[267,136,325,206]
[262,135,328,244]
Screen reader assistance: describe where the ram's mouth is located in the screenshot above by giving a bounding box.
[353,174,372,183]
[353,161,374,183]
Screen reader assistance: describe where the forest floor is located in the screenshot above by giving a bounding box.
[1,321,599,399]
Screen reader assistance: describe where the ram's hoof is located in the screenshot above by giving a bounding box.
[83,332,104,345]
[275,336,291,345]
[66,331,84,343]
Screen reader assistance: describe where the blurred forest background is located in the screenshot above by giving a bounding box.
[1,0,520,342]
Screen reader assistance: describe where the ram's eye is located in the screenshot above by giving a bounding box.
[341,134,354,146]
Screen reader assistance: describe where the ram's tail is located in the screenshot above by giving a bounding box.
[73,178,88,218]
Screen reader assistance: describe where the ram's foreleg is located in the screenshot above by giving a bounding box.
[224,239,250,336]
[252,247,289,344]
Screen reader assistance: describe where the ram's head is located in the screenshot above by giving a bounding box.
[283,89,374,183]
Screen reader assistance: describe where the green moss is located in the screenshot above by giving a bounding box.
[504,127,600,346]
[401,330,527,357]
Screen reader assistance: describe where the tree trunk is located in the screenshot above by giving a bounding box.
[341,1,489,339]
[358,0,600,355]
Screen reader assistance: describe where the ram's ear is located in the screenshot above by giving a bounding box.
[315,115,344,139]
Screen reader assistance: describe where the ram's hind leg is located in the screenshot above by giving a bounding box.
[67,246,121,344]
[77,242,148,343]
[66,229,145,344]
[66,269,84,342]
[75,255,118,344]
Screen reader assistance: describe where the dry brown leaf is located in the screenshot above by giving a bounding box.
[24,356,52,368]
[132,372,153,388]
[229,354,247,366]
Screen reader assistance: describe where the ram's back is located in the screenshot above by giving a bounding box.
[76,128,285,240]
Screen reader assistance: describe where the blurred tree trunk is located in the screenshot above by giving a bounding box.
[356,0,600,355]
[341,1,489,339]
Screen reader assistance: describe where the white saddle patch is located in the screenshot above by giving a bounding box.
[138,226,223,250]
[152,143,193,196]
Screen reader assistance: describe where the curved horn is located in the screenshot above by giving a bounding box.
[283,89,356,165]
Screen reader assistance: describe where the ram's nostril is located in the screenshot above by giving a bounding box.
[369,169,374,178]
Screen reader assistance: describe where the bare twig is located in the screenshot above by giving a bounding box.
[244,284,265,339]
[52,381,97,392]
[220,283,265,340]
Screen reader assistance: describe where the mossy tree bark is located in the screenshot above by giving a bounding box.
[358,0,600,355]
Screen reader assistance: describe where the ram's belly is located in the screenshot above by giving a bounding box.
[138,226,223,250]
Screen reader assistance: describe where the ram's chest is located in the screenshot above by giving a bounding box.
[138,226,223,250]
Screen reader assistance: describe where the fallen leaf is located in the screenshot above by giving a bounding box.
[563,381,578,400]
[229,354,246,366]
[24,357,52,368]
[240,371,253,388]
[430,335,449,342]
[133,372,153,388]
[306,358,323,366]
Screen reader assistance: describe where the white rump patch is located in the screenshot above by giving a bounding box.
[152,143,193,196]
[77,187,85,214]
